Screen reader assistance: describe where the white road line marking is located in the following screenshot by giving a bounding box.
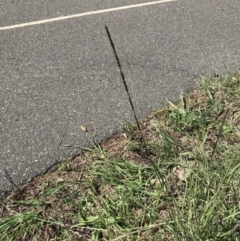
[0,0,176,31]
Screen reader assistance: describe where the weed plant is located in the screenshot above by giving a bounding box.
[0,27,240,240]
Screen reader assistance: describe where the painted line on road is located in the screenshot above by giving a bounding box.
[0,0,176,31]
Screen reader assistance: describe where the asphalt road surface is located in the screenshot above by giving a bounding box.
[0,0,240,199]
